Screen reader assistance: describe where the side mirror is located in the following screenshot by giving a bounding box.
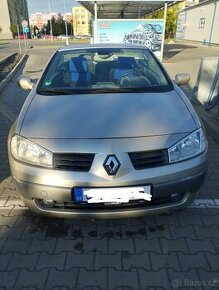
[17,76,35,91]
[174,73,190,86]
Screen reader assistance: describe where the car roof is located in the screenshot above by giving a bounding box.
[58,43,150,52]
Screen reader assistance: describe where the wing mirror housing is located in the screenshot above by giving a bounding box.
[174,73,190,86]
[17,76,35,91]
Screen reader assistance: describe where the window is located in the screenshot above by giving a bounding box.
[199,18,205,28]
[38,48,173,94]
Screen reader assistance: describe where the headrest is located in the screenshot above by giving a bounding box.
[120,76,151,88]
[69,57,88,73]
[117,57,137,69]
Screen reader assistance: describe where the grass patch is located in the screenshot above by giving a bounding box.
[0,40,9,45]
[69,39,90,44]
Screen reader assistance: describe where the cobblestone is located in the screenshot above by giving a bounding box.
[8,253,39,271]
[45,269,78,290]
[95,252,122,270]
[14,269,49,289]
[66,252,94,270]
[77,269,107,289]
[36,253,67,270]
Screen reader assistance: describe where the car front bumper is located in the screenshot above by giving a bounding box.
[12,165,206,218]
[26,191,198,219]
[9,131,208,218]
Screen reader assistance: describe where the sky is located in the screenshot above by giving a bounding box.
[27,0,79,14]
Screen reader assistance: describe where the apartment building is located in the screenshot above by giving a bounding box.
[65,13,73,24]
[72,6,91,36]
[29,12,59,30]
[0,0,29,39]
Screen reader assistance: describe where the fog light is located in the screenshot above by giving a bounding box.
[41,199,55,207]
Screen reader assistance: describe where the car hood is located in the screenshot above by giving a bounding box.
[20,90,197,139]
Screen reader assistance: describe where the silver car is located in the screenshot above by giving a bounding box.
[8,44,208,218]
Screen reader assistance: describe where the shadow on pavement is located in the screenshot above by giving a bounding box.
[164,43,197,60]
[0,57,29,182]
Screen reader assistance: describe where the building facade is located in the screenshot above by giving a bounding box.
[29,13,59,30]
[29,13,46,30]
[0,0,29,39]
[65,13,73,24]
[176,0,219,44]
[72,6,91,36]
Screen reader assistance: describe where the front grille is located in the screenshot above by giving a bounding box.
[129,149,169,170]
[54,153,95,171]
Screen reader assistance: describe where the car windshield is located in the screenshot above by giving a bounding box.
[38,47,173,94]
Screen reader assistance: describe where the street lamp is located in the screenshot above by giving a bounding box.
[48,0,53,41]
[64,0,69,45]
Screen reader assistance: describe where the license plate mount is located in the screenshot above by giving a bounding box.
[74,186,151,204]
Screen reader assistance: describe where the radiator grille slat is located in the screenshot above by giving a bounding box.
[129,149,168,170]
[54,153,95,171]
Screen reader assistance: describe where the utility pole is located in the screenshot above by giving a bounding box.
[17,24,22,54]
[64,0,69,45]
[48,0,53,41]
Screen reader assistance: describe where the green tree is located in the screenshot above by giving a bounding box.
[10,24,17,33]
[147,3,181,38]
[9,24,17,38]
[46,15,65,36]
[67,22,72,36]
[88,19,92,36]
[0,26,2,39]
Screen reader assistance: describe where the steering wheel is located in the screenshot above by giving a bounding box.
[117,71,143,86]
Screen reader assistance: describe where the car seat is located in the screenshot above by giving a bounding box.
[69,56,95,87]
[110,56,138,83]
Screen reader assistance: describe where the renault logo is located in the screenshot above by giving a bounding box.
[103,155,121,175]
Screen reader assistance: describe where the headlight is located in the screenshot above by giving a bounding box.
[168,128,207,163]
[11,135,53,168]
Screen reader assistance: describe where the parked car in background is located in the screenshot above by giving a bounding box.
[15,33,29,39]
[123,23,163,51]
[9,44,208,218]
[74,34,91,39]
[57,34,72,40]
[43,34,54,39]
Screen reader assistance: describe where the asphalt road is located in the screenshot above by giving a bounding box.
[0,43,219,289]
[0,39,89,62]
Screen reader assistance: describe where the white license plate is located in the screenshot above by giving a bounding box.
[74,186,151,204]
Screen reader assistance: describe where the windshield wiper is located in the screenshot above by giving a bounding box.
[38,87,151,95]
[38,88,77,95]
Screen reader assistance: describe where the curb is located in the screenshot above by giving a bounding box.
[0,53,28,94]
[0,53,16,65]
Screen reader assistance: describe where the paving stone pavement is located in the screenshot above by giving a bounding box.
[0,46,219,289]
